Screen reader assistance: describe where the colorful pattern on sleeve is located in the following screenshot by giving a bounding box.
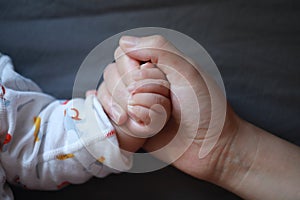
[0,54,132,198]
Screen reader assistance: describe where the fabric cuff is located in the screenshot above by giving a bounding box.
[72,95,132,177]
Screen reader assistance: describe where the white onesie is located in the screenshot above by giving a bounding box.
[0,54,132,200]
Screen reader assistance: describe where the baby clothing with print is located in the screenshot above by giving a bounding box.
[0,54,132,200]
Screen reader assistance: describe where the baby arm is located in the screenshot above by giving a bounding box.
[0,54,131,195]
[97,62,171,153]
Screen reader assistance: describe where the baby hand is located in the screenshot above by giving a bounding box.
[124,62,171,136]
[97,60,171,153]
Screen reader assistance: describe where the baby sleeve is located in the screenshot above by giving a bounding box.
[0,54,132,197]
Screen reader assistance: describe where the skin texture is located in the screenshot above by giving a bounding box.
[98,35,300,200]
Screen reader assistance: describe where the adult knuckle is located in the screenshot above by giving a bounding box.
[152,35,167,47]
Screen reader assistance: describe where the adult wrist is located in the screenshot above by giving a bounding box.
[208,113,260,194]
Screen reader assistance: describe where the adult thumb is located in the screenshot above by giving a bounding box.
[119,35,200,82]
[119,35,178,61]
[120,35,226,160]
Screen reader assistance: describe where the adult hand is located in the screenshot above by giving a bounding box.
[98,35,239,181]
[98,35,300,200]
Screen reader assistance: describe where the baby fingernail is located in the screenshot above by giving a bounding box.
[127,105,140,122]
[112,106,121,123]
[127,83,136,92]
[140,62,153,69]
[128,96,135,105]
[132,70,141,80]
[127,105,134,116]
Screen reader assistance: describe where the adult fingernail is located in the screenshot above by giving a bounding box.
[120,36,139,48]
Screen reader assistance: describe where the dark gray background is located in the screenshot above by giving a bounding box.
[0,0,299,199]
